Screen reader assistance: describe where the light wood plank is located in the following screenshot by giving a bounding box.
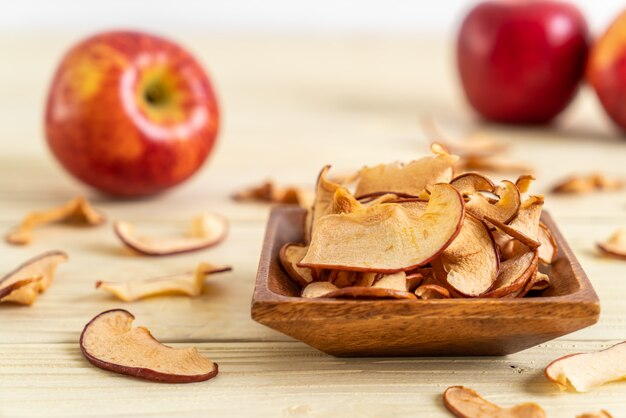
[1,341,624,418]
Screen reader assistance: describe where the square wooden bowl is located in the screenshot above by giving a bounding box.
[251,207,600,357]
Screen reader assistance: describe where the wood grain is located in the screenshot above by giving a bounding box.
[1,32,626,416]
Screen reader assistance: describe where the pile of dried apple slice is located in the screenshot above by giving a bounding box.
[280,145,558,300]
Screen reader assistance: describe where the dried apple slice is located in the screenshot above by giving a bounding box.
[420,118,509,158]
[545,341,626,392]
[301,281,338,298]
[577,411,613,418]
[538,223,558,264]
[457,156,535,174]
[551,173,624,195]
[300,183,464,272]
[232,180,313,208]
[114,213,228,256]
[443,386,546,418]
[485,195,544,250]
[515,174,535,194]
[466,180,521,224]
[354,145,458,198]
[279,243,316,287]
[323,287,417,300]
[432,214,499,297]
[0,251,68,305]
[450,172,495,196]
[415,284,451,299]
[305,165,343,243]
[96,263,232,302]
[597,228,626,260]
[482,250,538,298]
[80,309,218,383]
[6,196,105,245]
[327,270,358,288]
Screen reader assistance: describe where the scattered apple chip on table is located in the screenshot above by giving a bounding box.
[114,213,229,256]
[80,309,218,383]
[577,411,614,418]
[232,180,313,207]
[443,386,546,418]
[597,228,626,260]
[544,341,626,392]
[551,173,624,195]
[96,263,232,302]
[0,251,68,305]
[5,196,105,245]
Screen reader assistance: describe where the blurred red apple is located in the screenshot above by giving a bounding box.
[457,1,589,123]
[45,30,219,197]
[588,10,626,132]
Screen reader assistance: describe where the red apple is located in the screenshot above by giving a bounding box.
[45,31,219,197]
[457,1,589,123]
[588,10,626,132]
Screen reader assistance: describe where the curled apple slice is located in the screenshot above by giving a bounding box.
[279,243,316,287]
[482,250,538,298]
[301,281,338,298]
[597,228,626,260]
[415,284,450,299]
[0,251,68,305]
[538,223,558,264]
[545,341,626,392]
[466,180,521,224]
[354,145,458,198]
[6,196,105,245]
[80,309,218,383]
[96,263,232,302]
[577,411,613,418]
[450,172,495,196]
[305,165,343,243]
[300,183,464,272]
[232,180,313,208]
[115,213,228,256]
[515,174,535,194]
[443,386,546,418]
[432,214,499,297]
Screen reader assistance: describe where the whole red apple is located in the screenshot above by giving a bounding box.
[457,1,589,123]
[45,30,219,197]
[588,10,626,132]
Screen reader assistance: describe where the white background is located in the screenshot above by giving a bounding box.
[1,0,624,35]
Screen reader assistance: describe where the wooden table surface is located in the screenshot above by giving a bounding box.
[1,33,625,417]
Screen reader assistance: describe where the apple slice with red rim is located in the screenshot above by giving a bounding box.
[432,214,499,297]
[443,386,546,418]
[299,183,465,273]
[279,243,316,287]
[538,223,558,264]
[80,309,218,383]
[482,250,538,298]
[114,213,228,256]
[0,251,68,305]
[545,341,626,392]
[301,281,338,298]
[96,263,232,302]
[415,284,451,299]
[465,180,521,224]
[450,172,495,196]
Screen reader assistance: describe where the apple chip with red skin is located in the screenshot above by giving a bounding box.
[465,180,521,224]
[354,145,457,198]
[279,243,317,287]
[450,172,495,196]
[432,214,499,297]
[537,223,558,264]
[96,263,232,302]
[482,250,538,298]
[6,196,105,245]
[115,213,228,256]
[301,281,338,298]
[0,251,68,305]
[545,341,626,392]
[300,183,464,273]
[305,165,343,243]
[80,309,218,383]
[443,386,546,418]
[415,284,451,299]
[597,228,626,260]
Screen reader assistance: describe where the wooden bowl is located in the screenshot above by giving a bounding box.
[251,207,600,357]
